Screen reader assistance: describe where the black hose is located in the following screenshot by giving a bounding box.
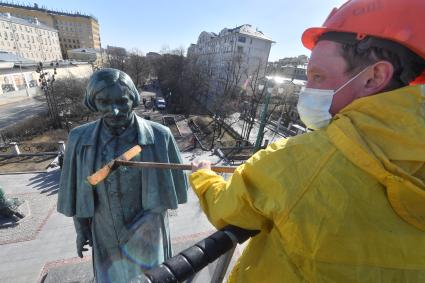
[143,225,259,283]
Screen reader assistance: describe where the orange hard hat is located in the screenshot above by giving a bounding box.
[302,0,425,83]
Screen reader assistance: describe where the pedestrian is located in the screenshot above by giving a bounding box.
[191,0,425,282]
[58,68,188,283]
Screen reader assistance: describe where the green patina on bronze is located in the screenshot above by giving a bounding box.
[57,69,188,283]
[0,187,25,223]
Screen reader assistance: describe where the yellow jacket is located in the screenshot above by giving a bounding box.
[189,85,425,282]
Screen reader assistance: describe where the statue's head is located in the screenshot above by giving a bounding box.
[84,68,140,130]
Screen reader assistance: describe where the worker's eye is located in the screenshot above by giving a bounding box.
[310,74,322,82]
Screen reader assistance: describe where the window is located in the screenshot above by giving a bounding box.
[238,36,246,43]
[237,46,243,53]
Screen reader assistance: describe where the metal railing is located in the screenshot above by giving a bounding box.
[132,226,259,283]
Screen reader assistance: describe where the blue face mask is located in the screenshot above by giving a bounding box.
[297,67,370,130]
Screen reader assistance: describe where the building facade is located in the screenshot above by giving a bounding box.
[268,55,308,81]
[0,2,100,59]
[188,24,273,100]
[0,13,61,62]
[278,64,307,80]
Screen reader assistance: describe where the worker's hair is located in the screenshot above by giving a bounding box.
[84,68,140,112]
[318,32,425,90]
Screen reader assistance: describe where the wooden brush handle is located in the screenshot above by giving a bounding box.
[87,145,142,186]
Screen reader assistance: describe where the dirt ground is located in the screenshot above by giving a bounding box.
[192,116,238,149]
[0,155,55,173]
[26,129,69,144]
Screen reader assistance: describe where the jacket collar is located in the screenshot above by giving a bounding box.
[81,113,154,146]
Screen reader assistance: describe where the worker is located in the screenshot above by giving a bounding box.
[191,0,425,282]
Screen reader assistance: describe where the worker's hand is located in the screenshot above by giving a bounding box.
[191,160,211,173]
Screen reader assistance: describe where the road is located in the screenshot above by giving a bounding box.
[0,98,47,130]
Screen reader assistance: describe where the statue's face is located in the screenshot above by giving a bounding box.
[94,83,134,129]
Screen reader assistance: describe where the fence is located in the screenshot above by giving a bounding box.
[0,141,65,159]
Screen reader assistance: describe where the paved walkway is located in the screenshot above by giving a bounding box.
[0,149,241,283]
[0,95,32,107]
[0,97,47,130]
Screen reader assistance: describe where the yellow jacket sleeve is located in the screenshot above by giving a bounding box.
[190,165,272,232]
[189,133,336,234]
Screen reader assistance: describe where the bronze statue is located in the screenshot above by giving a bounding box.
[57,68,188,282]
[0,187,25,226]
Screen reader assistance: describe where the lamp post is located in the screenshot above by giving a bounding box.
[275,86,285,133]
[254,80,274,151]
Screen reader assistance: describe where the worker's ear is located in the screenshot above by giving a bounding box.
[364,61,394,95]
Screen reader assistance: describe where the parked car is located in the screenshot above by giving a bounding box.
[155,98,166,110]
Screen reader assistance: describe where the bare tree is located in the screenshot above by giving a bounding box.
[180,54,212,114]
[53,76,90,119]
[239,59,288,141]
[150,52,185,112]
[127,49,150,90]
[106,45,128,71]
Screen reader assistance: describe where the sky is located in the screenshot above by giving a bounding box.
[22,0,347,61]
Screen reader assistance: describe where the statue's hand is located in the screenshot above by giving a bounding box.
[0,207,24,221]
[76,230,93,258]
[73,217,93,258]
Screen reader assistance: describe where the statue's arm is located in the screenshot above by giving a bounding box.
[57,130,79,216]
[167,132,188,203]
[73,216,92,258]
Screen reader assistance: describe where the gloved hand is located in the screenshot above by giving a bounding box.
[73,217,93,258]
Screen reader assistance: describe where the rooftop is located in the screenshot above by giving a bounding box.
[0,1,98,21]
[67,48,102,54]
[227,24,273,42]
[196,24,273,45]
[0,12,57,32]
[0,51,35,64]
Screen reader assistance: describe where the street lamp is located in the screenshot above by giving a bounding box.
[275,87,285,133]
[254,79,275,151]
